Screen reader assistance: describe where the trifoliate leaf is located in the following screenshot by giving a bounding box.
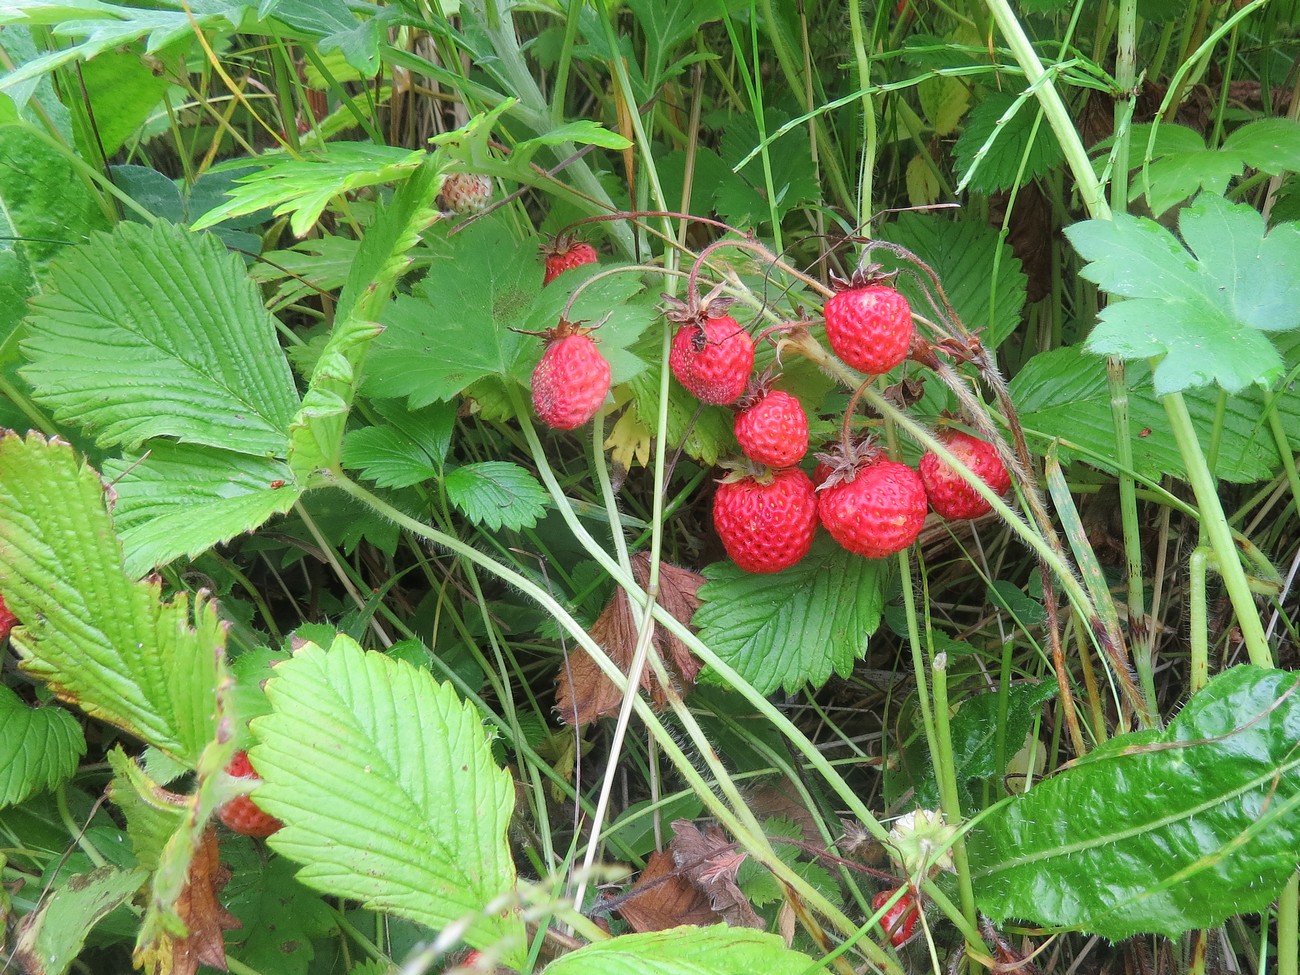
[252,634,526,965]
[341,400,457,489]
[955,90,1064,194]
[445,461,548,531]
[1066,193,1300,393]
[0,685,85,808]
[970,665,1300,939]
[0,433,225,763]
[20,220,300,455]
[695,536,887,695]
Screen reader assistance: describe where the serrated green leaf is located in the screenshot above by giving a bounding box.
[0,433,224,762]
[191,143,426,236]
[695,536,887,695]
[542,926,823,975]
[103,443,299,577]
[445,461,548,531]
[21,220,300,454]
[105,748,186,872]
[341,400,457,489]
[877,211,1027,350]
[0,685,85,808]
[366,217,651,406]
[1009,345,1300,483]
[970,665,1300,939]
[13,865,149,975]
[1223,118,1300,173]
[1068,194,1300,393]
[252,634,525,964]
[954,90,1063,194]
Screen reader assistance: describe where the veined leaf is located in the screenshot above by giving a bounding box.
[970,665,1300,939]
[954,90,1063,194]
[542,926,823,975]
[0,433,225,763]
[103,444,299,577]
[445,462,548,531]
[0,685,86,808]
[12,866,149,975]
[252,634,526,965]
[695,536,887,694]
[191,143,427,237]
[21,220,300,456]
[105,748,185,873]
[341,399,457,489]
[1067,193,1300,393]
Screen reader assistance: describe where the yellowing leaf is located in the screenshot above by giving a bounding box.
[918,75,969,136]
[905,153,940,207]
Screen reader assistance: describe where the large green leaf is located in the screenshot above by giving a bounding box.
[21,220,300,455]
[542,926,824,975]
[341,399,457,489]
[1010,344,1300,483]
[365,218,652,407]
[877,210,1028,351]
[103,443,299,577]
[12,865,149,975]
[0,432,224,762]
[1066,193,1300,393]
[251,634,526,965]
[0,684,86,808]
[445,462,548,531]
[969,665,1300,939]
[694,536,887,694]
[954,90,1064,194]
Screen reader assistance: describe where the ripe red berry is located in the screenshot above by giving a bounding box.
[919,430,1011,520]
[669,315,755,405]
[734,390,809,469]
[713,467,818,573]
[218,750,282,838]
[872,888,920,947]
[818,458,927,558]
[440,172,492,214]
[0,594,17,642]
[531,321,612,430]
[541,235,598,285]
[823,284,914,374]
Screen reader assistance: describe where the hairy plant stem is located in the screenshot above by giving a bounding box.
[929,655,979,935]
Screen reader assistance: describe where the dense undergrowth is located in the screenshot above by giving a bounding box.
[2,0,1300,974]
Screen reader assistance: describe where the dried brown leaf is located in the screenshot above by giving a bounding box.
[616,848,721,932]
[669,820,763,930]
[556,554,704,725]
[136,827,240,975]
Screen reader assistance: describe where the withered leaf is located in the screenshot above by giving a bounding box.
[556,554,704,726]
[669,820,763,930]
[136,827,240,975]
[616,848,721,932]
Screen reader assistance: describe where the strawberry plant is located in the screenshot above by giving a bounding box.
[2,1,1300,974]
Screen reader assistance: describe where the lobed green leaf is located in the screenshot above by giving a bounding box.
[0,685,86,808]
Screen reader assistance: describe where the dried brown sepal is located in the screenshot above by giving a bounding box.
[555,553,704,726]
[881,375,927,411]
[812,438,882,491]
[615,848,722,932]
[829,262,902,293]
[660,281,738,324]
[135,827,240,975]
[508,317,599,343]
[669,820,763,930]
[538,231,586,259]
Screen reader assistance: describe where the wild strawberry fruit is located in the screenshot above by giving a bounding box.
[531,320,612,430]
[668,316,755,405]
[541,234,598,285]
[823,275,914,375]
[218,750,283,838]
[734,389,809,469]
[0,594,17,642]
[872,888,920,947]
[713,467,818,573]
[440,171,492,214]
[919,429,1011,520]
[817,451,927,559]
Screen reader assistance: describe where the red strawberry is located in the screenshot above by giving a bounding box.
[0,594,17,642]
[823,281,914,375]
[541,234,598,285]
[713,467,818,573]
[872,888,920,947]
[669,316,755,405]
[919,429,1011,520]
[531,320,612,430]
[440,171,492,214]
[818,454,927,558]
[734,389,808,469]
[218,750,283,838]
